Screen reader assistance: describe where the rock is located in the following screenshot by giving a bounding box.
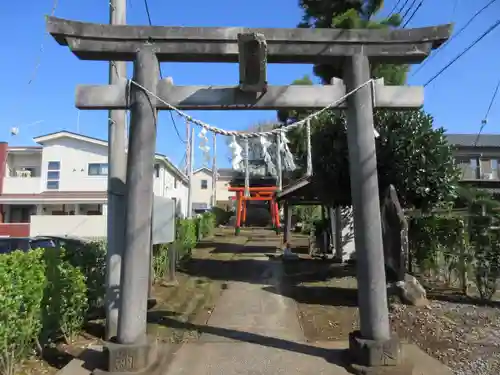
[395,274,429,307]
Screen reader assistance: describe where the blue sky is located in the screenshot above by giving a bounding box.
[1,0,499,169]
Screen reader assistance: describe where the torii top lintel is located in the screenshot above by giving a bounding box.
[46,16,452,64]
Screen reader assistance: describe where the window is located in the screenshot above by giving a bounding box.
[47,171,59,180]
[470,158,480,179]
[154,164,160,178]
[88,163,108,176]
[47,180,59,190]
[491,159,499,179]
[48,161,60,171]
[46,160,60,190]
[201,179,208,189]
[174,178,177,189]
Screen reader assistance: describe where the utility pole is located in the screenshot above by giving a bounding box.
[185,119,190,175]
[212,134,217,207]
[187,128,194,218]
[105,0,127,341]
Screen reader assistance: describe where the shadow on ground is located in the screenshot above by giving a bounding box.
[212,244,279,254]
[155,314,352,372]
[282,262,357,284]
[423,285,500,308]
[179,258,278,284]
[41,346,75,370]
[264,284,358,307]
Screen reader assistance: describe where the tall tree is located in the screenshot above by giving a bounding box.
[298,0,408,85]
[275,1,460,210]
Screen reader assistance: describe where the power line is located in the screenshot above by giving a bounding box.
[142,0,186,144]
[402,0,424,27]
[388,0,404,17]
[424,19,500,87]
[482,76,500,124]
[413,0,499,77]
[398,0,412,15]
[10,0,59,130]
[401,0,419,21]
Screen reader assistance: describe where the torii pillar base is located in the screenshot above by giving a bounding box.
[345,331,411,375]
[93,339,164,375]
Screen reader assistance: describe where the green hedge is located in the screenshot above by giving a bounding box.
[0,217,213,373]
[0,248,88,375]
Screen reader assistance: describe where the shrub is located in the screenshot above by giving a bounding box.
[211,206,232,225]
[176,219,197,257]
[200,212,215,238]
[408,215,464,278]
[0,247,88,374]
[0,250,46,375]
[40,248,88,344]
[152,244,169,281]
[63,241,106,312]
[469,215,500,300]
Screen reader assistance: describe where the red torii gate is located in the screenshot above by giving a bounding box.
[228,185,280,235]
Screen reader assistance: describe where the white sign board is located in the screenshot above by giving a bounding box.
[152,196,176,244]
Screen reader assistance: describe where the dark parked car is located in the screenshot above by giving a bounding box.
[0,237,57,254]
[38,235,90,251]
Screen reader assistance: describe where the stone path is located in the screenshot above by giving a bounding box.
[162,230,452,375]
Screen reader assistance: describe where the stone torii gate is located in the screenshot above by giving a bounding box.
[46,16,451,374]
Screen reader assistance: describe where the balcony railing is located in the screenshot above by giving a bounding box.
[3,176,42,194]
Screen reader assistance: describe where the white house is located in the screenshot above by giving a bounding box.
[191,167,236,210]
[0,131,188,238]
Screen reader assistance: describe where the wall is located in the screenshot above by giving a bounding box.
[41,138,108,191]
[3,177,42,194]
[216,178,235,202]
[0,223,30,237]
[153,163,188,217]
[191,170,213,207]
[30,215,107,237]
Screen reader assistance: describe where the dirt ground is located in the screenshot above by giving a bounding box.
[17,232,243,375]
[285,257,500,375]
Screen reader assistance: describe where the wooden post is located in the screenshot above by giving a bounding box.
[242,199,247,226]
[283,201,292,244]
[235,192,242,235]
[333,207,343,262]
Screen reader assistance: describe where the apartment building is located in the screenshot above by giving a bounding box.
[447,133,500,191]
[0,131,188,237]
[191,167,236,210]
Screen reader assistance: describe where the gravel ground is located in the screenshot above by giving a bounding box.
[390,299,500,375]
[288,260,500,375]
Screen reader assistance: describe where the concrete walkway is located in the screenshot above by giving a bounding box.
[163,232,350,375]
[162,231,451,375]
